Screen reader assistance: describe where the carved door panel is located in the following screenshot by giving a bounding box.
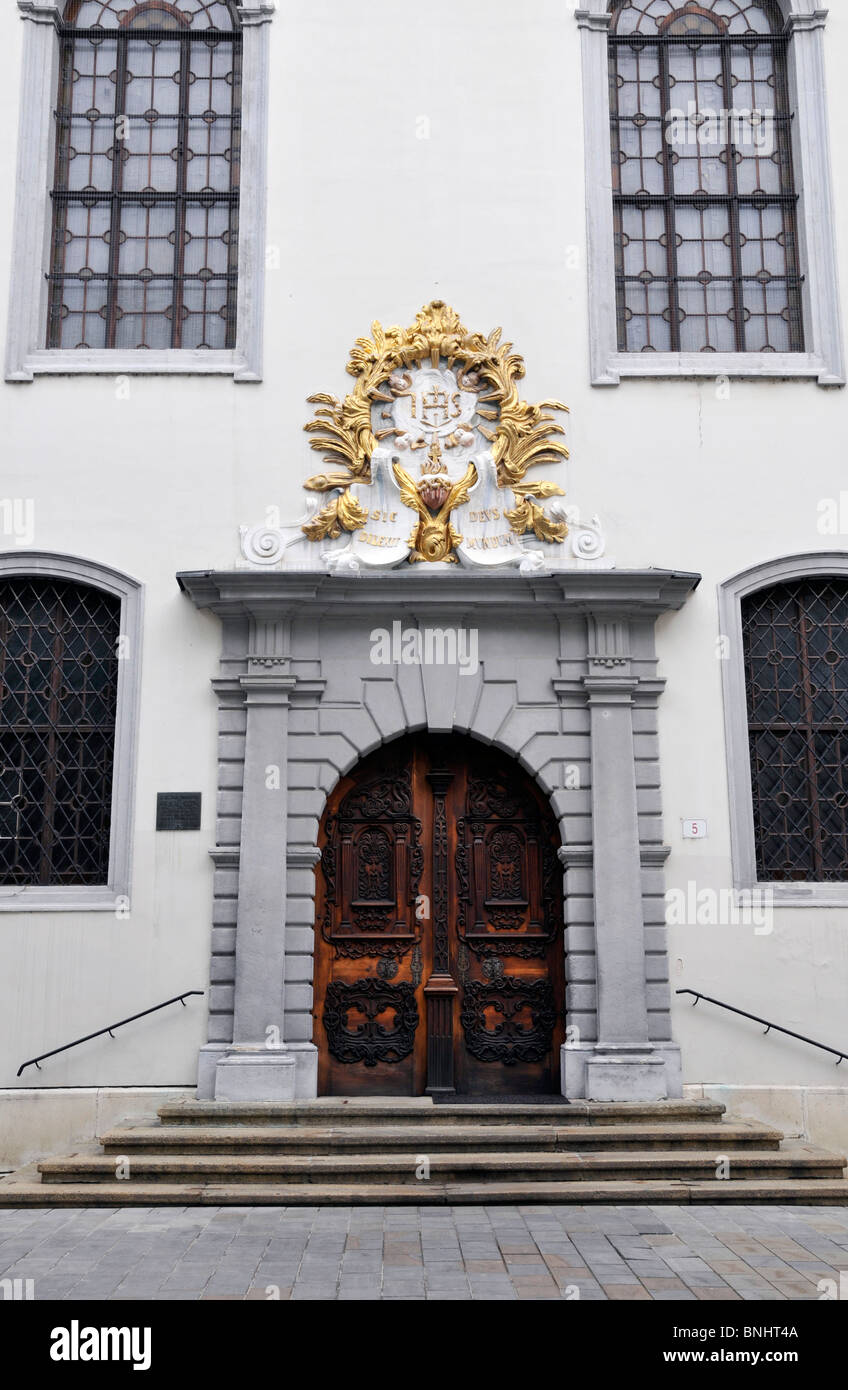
[314,736,565,1096]
[452,758,565,1095]
[314,746,430,1096]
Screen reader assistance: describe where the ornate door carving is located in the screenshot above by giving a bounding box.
[314,736,565,1095]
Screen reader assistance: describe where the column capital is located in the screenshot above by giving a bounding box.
[247,614,290,674]
[239,672,295,703]
[583,675,639,704]
[586,613,632,678]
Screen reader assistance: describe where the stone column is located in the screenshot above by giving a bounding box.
[579,615,667,1101]
[214,616,297,1100]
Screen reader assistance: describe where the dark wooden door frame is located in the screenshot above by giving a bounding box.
[313,734,566,1097]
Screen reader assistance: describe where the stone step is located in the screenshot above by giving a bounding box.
[99,1120,784,1154]
[156,1098,727,1128]
[2,1176,847,1206]
[37,1145,845,1186]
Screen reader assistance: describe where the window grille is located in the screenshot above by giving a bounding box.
[0,578,121,886]
[47,0,242,351]
[608,0,804,353]
[742,577,848,881]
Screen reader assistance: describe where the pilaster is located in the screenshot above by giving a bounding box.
[214,615,299,1099]
[565,614,670,1101]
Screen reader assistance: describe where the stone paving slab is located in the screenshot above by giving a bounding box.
[0,1205,846,1301]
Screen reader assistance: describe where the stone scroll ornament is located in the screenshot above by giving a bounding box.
[239,302,609,571]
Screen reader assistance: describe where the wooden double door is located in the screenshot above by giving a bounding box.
[314,735,565,1096]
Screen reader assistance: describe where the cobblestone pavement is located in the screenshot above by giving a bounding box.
[1,1205,847,1301]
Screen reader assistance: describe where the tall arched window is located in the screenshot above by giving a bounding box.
[47,0,243,351]
[0,555,142,909]
[608,0,803,354]
[0,576,121,886]
[741,576,848,882]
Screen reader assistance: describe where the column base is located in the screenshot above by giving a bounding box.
[586,1053,667,1103]
[562,1043,682,1102]
[215,1050,297,1101]
[197,1044,319,1102]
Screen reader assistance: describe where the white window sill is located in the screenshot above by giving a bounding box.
[739,882,848,909]
[7,350,261,383]
[595,352,844,388]
[0,886,127,913]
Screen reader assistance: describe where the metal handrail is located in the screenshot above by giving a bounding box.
[676,989,847,1065]
[16,991,204,1077]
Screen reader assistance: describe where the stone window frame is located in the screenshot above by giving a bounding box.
[575,0,845,387]
[719,551,848,906]
[0,551,143,912]
[4,0,275,383]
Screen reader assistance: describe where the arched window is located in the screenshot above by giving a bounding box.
[47,0,243,351]
[0,554,142,909]
[608,0,804,354]
[741,576,848,882]
[0,575,121,885]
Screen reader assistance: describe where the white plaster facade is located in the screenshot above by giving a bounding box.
[1,0,847,1161]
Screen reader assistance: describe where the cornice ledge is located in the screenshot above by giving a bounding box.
[178,568,702,617]
[558,844,671,867]
[178,570,324,613]
[238,1,278,26]
[574,8,613,31]
[640,845,672,866]
[549,570,701,613]
[287,845,322,869]
[288,679,327,705]
[209,847,240,867]
[239,672,296,691]
[210,677,245,698]
[558,845,593,868]
[583,675,640,700]
[786,10,829,32]
[18,1,61,23]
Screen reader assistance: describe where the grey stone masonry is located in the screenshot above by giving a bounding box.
[177,567,699,1103]
[3,1203,848,1301]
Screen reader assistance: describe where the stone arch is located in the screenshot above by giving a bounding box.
[303,720,572,854]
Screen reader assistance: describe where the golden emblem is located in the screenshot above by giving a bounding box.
[302,301,569,562]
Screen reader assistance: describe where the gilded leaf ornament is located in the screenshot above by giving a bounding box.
[301,301,569,560]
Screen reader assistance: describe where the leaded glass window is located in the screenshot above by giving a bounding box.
[47,0,242,351]
[0,578,121,886]
[742,578,848,882]
[608,0,804,353]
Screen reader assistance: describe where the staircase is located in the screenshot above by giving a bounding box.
[1,1097,846,1205]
